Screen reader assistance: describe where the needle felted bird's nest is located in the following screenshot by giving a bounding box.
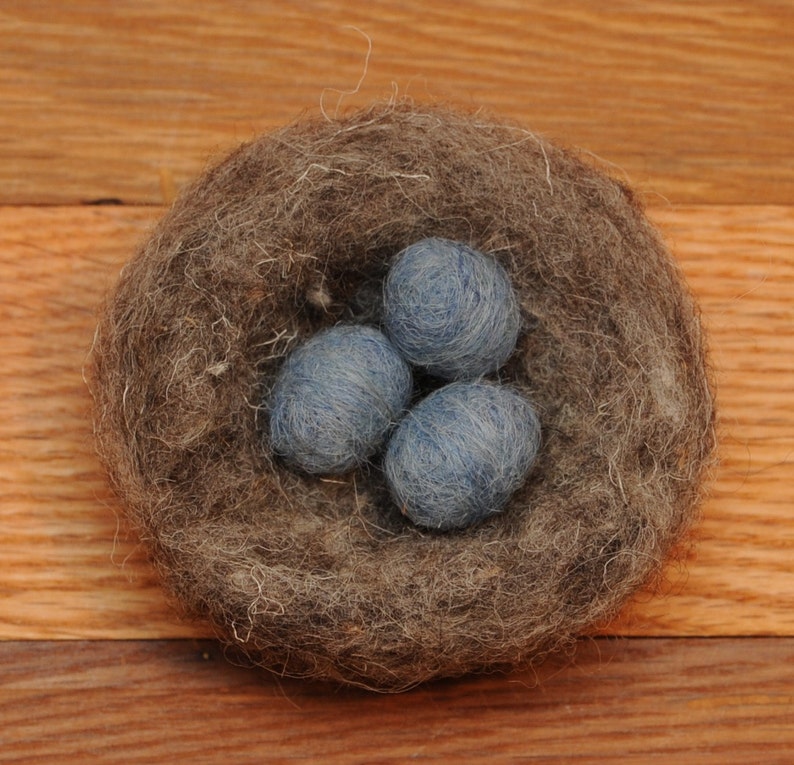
[90,100,716,692]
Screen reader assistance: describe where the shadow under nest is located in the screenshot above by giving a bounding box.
[90,100,716,692]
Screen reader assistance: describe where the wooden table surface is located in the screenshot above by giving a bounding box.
[1,2,792,762]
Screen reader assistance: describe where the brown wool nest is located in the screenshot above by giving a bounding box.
[90,101,716,691]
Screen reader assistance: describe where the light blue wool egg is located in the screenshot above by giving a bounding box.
[268,324,412,475]
[384,381,541,531]
[383,238,521,380]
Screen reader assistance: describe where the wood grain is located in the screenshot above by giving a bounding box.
[1,638,792,763]
[1,0,792,206]
[1,204,792,641]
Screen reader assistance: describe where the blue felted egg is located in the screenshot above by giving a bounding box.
[384,381,541,530]
[383,238,520,380]
[268,324,412,474]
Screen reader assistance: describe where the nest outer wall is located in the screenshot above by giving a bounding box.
[90,101,716,692]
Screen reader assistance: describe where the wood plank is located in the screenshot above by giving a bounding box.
[1,1,792,205]
[1,638,792,763]
[0,204,792,641]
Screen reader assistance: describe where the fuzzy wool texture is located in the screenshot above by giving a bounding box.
[268,324,412,474]
[383,237,520,380]
[385,381,541,531]
[90,100,716,692]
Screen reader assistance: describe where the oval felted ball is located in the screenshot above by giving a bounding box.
[383,237,520,380]
[90,100,716,692]
[385,381,541,531]
[268,324,412,475]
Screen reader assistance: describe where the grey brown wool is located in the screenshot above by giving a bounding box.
[89,101,716,691]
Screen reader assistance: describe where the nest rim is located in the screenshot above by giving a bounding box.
[90,99,716,692]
